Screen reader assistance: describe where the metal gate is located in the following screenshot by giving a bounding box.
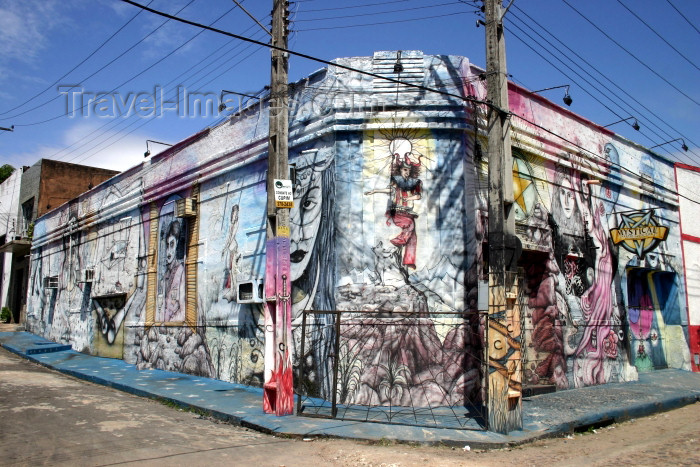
[294,310,488,430]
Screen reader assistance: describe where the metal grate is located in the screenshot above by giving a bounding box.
[295,310,487,430]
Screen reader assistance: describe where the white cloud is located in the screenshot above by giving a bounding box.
[0,1,67,64]
[0,121,148,172]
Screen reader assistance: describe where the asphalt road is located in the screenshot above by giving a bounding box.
[1,346,699,466]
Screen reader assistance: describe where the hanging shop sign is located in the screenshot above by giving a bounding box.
[610,210,668,259]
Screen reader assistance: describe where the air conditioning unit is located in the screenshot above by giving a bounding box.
[44,276,58,289]
[236,278,264,304]
[175,198,197,218]
[79,268,95,283]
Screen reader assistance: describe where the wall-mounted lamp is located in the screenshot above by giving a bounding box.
[0,125,14,132]
[219,89,264,112]
[650,138,688,152]
[532,85,572,106]
[144,139,173,158]
[393,51,404,74]
[603,116,640,131]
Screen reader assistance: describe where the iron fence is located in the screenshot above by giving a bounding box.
[294,310,488,430]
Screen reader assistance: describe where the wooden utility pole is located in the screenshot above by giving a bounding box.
[263,0,294,416]
[484,0,522,433]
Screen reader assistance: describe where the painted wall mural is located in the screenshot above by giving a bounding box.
[515,141,690,390]
[23,52,692,426]
[323,122,483,410]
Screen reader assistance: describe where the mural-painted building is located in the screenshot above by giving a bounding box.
[24,51,694,420]
[1,160,118,325]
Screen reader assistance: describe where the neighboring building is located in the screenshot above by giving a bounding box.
[674,163,700,372]
[0,160,118,324]
[23,52,694,422]
[0,168,24,322]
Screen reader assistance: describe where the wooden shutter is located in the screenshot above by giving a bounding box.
[184,185,199,331]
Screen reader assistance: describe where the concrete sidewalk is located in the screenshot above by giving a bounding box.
[2,331,699,448]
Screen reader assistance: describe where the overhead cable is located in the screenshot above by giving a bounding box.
[562,0,700,108]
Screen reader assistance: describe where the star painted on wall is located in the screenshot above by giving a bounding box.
[512,158,533,213]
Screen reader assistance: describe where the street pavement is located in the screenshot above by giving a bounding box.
[2,330,699,448]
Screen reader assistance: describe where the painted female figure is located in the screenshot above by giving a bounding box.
[365,138,422,268]
[158,219,186,322]
[571,169,618,386]
[221,204,241,303]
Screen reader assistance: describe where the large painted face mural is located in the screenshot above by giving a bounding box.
[289,145,335,317]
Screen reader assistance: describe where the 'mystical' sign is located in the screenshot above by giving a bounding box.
[610,210,668,259]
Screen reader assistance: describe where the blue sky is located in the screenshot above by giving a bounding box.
[0,0,697,172]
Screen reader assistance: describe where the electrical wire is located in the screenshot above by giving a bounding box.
[615,0,700,73]
[14,2,238,128]
[1,0,199,123]
[300,0,410,13]
[45,21,267,162]
[506,12,700,166]
[115,0,492,110]
[296,11,474,31]
[16,0,697,208]
[0,0,155,117]
[664,0,700,36]
[294,1,464,22]
[71,45,264,167]
[561,0,700,108]
[63,23,270,166]
[57,25,269,166]
[510,5,700,160]
[509,110,700,206]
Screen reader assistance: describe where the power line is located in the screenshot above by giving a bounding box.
[665,0,700,36]
[562,0,700,108]
[62,23,271,166]
[71,44,264,167]
[42,0,696,208]
[296,11,473,31]
[0,0,155,117]
[615,0,700,73]
[294,1,464,22]
[50,21,269,167]
[3,0,199,123]
[300,0,410,13]
[509,110,700,206]
[14,2,238,127]
[506,12,700,166]
[510,5,700,160]
[46,24,266,163]
[116,0,492,110]
[503,22,700,195]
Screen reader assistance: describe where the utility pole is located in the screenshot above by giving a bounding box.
[484,0,522,433]
[263,0,294,416]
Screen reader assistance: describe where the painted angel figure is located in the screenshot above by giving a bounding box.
[365,138,422,268]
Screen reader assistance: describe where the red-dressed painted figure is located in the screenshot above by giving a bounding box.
[365,138,423,268]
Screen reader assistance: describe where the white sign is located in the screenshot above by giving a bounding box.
[273,179,294,208]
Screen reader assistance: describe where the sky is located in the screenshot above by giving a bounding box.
[0,0,698,172]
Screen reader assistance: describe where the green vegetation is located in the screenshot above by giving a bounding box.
[0,165,14,185]
[0,307,11,323]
